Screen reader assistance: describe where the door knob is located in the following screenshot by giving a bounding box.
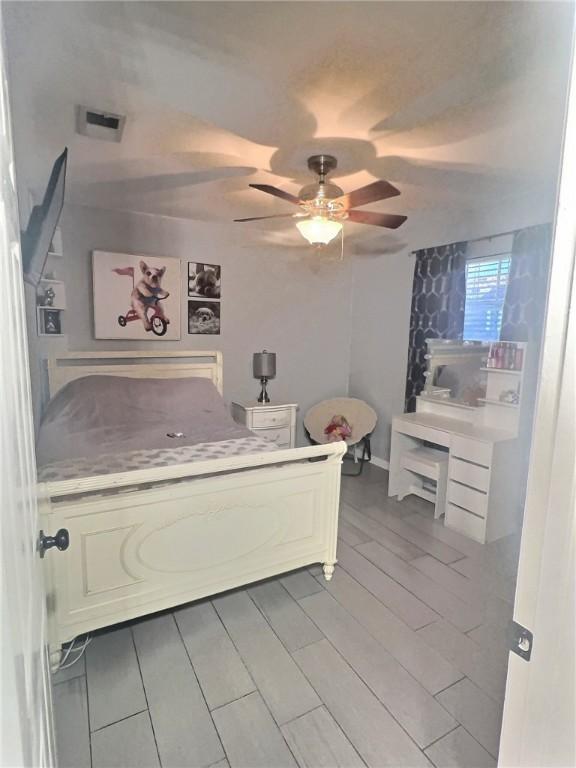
[37,528,69,559]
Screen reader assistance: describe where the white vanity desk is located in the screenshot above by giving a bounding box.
[389,341,528,544]
[389,410,520,543]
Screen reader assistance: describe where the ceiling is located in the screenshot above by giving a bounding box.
[4,1,574,253]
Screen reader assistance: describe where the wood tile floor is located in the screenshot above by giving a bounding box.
[52,465,520,768]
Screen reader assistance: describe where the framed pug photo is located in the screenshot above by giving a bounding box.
[188,300,221,335]
[92,250,181,340]
[188,262,221,300]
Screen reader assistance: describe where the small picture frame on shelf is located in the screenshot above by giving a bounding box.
[42,309,62,335]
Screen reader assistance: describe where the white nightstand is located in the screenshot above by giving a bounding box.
[231,401,298,449]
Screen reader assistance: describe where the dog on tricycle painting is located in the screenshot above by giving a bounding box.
[114,261,170,336]
[93,251,181,340]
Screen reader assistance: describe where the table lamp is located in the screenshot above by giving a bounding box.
[253,350,276,403]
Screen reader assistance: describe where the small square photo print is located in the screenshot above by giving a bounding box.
[188,300,221,335]
[188,262,221,299]
[42,309,61,335]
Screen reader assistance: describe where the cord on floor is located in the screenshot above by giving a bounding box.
[57,634,92,671]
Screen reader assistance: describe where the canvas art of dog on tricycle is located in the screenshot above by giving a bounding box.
[113,261,170,336]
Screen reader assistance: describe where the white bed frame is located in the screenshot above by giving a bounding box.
[39,352,345,665]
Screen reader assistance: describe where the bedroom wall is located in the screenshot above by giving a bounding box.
[349,188,561,463]
[29,203,354,444]
[27,190,561,459]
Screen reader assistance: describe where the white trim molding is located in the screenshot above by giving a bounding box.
[370,455,390,471]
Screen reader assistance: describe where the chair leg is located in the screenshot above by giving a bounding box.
[342,437,370,477]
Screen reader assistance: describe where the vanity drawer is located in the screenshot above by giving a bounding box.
[445,503,486,543]
[448,480,488,518]
[449,457,490,492]
[252,409,291,428]
[393,419,450,448]
[451,436,492,467]
[261,426,291,447]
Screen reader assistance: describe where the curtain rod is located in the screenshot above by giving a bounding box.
[410,226,520,255]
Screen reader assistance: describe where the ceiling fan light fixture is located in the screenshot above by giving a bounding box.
[296,216,342,246]
[238,155,407,246]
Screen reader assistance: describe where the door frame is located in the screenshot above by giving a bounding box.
[498,17,576,766]
[0,10,55,767]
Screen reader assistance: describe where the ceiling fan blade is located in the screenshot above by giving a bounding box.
[249,184,301,205]
[234,213,297,222]
[347,210,408,229]
[336,180,400,209]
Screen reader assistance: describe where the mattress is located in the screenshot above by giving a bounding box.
[36,375,277,481]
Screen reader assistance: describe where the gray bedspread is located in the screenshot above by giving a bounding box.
[38,436,276,482]
[36,375,256,467]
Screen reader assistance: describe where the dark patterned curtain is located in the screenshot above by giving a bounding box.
[500,223,552,343]
[499,223,552,513]
[405,242,467,412]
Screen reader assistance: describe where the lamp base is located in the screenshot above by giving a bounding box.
[257,377,270,403]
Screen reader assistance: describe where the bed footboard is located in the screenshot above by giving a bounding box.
[39,443,345,662]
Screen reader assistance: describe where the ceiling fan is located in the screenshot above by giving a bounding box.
[234,154,407,246]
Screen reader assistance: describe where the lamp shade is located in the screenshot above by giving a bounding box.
[296,217,342,246]
[253,350,276,379]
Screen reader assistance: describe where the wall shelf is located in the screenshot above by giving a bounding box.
[37,333,66,339]
[418,395,478,411]
[480,367,522,375]
[477,397,519,409]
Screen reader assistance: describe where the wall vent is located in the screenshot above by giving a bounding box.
[76,106,126,143]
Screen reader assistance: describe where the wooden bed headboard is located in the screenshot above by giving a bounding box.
[47,351,223,398]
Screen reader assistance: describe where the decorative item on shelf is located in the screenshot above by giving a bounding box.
[486,341,524,370]
[253,350,276,403]
[41,286,55,307]
[499,388,520,405]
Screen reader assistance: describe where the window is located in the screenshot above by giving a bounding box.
[463,256,511,341]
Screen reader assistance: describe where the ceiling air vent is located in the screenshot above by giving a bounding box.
[76,106,126,143]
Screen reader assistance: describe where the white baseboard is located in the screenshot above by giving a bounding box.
[370,455,390,471]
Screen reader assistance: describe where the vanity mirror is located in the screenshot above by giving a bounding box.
[423,340,489,407]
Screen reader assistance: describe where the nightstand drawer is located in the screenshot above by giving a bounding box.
[232,401,298,449]
[260,426,291,446]
[252,409,291,428]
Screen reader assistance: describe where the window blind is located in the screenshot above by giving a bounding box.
[463,256,511,341]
